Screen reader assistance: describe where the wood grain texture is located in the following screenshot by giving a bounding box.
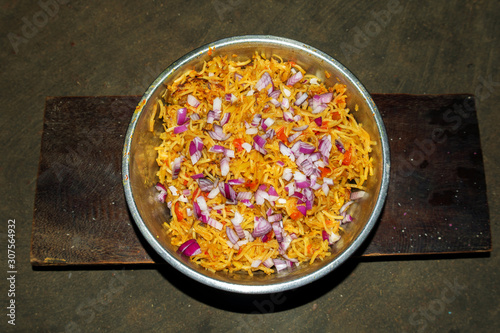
[30,94,491,266]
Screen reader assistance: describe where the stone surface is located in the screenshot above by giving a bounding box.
[0,1,498,332]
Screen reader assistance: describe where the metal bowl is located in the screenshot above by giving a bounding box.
[122,35,390,294]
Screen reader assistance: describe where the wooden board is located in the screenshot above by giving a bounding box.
[30,94,492,266]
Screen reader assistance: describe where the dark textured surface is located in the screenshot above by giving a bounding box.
[30,94,491,266]
[1,1,499,332]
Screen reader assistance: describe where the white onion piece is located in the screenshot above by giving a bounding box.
[187,94,200,107]
[323,177,334,185]
[242,142,252,152]
[196,196,208,211]
[340,200,354,214]
[322,183,330,196]
[213,97,222,111]
[282,87,291,97]
[246,127,258,135]
[168,185,178,196]
[280,97,289,110]
[220,157,230,176]
[292,124,309,132]
[251,259,262,268]
[351,190,367,200]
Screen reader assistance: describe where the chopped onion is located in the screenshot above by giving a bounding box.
[266,128,276,140]
[207,216,223,230]
[227,178,244,186]
[213,97,222,111]
[351,190,367,200]
[168,185,178,196]
[287,132,301,143]
[311,103,327,114]
[295,92,308,105]
[155,182,167,203]
[242,142,252,152]
[209,124,231,141]
[272,222,284,242]
[281,97,289,110]
[176,108,188,125]
[340,200,354,214]
[251,259,262,268]
[253,134,267,148]
[196,196,208,211]
[220,112,231,126]
[298,141,316,154]
[314,117,322,127]
[253,142,267,155]
[178,239,201,256]
[236,191,252,200]
[246,127,259,135]
[197,178,214,192]
[207,186,220,199]
[226,227,239,244]
[282,87,291,97]
[254,188,269,205]
[191,173,204,179]
[263,258,274,268]
[334,138,346,153]
[319,135,333,158]
[283,111,294,122]
[292,125,309,132]
[251,114,262,127]
[282,168,293,181]
[273,259,287,272]
[342,213,354,224]
[171,156,183,179]
[315,92,333,104]
[268,214,282,223]
[206,111,216,124]
[279,141,292,157]
[322,230,341,245]
[297,204,307,216]
[189,137,204,165]
[191,113,200,121]
[261,117,275,131]
[323,177,334,185]
[220,157,230,176]
[322,182,330,195]
[174,125,188,134]
[255,72,272,91]
[240,199,254,208]
[287,71,303,86]
[269,90,281,99]
[209,145,226,154]
[224,148,235,158]
[187,94,200,107]
[252,216,272,238]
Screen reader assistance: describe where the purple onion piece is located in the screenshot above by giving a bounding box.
[177,108,188,125]
[255,72,272,91]
[286,71,303,86]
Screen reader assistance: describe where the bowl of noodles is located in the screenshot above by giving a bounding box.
[122,35,390,294]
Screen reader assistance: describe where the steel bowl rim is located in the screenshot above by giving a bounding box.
[122,35,390,294]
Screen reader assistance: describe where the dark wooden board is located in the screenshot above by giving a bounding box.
[30,94,492,266]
